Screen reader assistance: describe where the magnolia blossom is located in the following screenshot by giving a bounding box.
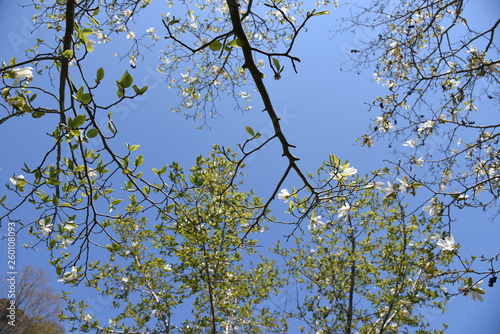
[308,215,324,230]
[469,280,485,301]
[396,178,410,193]
[38,219,53,237]
[418,120,434,133]
[364,181,385,190]
[94,31,107,43]
[121,277,129,283]
[82,314,93,322]
[63,221,77,231]
[61,238,74,249]
[423,197,441,217]
[342,166,357,177]
[126,31,135,39]
[333,165,358,181]
[278,189,292,203]
[9,174,25,186]
[337,202,351,218]
[403,139,416,147]
[87,167,98,178]
[146,27,159,42]
[12,67,34,86]
[382,181,396,195]
[436,234,455,251]
[164,263,172,271]
[59,266,78,282]
[414,157,424,167]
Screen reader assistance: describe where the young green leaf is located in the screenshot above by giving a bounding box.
[62,49,73,58]
[86,128,99,138]
[245,126,255,137]
[96,67,105,82]
[72,114,86,128]
[272,57,281,71]
[120,71,134,88]
[209,40,222,51]
[313,10,330,16]
[228,39,245,48]
[129,144,140,151]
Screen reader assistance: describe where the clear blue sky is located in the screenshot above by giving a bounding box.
[1,0,499,333]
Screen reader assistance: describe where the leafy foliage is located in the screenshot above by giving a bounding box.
[0,0,498,333]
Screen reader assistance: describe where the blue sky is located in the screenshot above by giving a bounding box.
[1,0,500,333]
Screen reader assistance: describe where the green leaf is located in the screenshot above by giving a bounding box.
[272,57,281,71]
[96,67,105,82]
[228,39,245,48]
[72,114,86,128]
[82,28,93,35]
[79,93,92,105]
[116,86,124,98]
[108,120,116,134]
[209,40,222,51]
[49,239,57,250]
[32,110,46,118]
[245,126,255,136]
[106,243,122,253]
[134,155,144,167]
[46,179,61,186]
[313,10,330,16]
[111,199,122,206]
[119,71,133,88]
[129,144,140,151]
[168,18,180,25]
[62,49,73,58]
[56,266,65,277]
[86,128,99,138]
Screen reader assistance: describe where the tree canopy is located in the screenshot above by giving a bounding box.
[0,266,65,334]
[0,0,498,333]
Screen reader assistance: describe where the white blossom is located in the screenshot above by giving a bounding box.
[436,234,455,251]
[63,221,77,232]
[38,219,53,237]
[337,202,351,218]
[396,178,410,193]
[9,174,25,186]
[333,165,358,181]
[12,67,34,86]
[423,197,441,217]
[418,120,434,133]
[364,181,385,190]
[59,266,78,282]
[403,139,417,147]
[94,31,107,43]
[308,215,324,230]
[469,280,485,301]
[122,9,132,17]
[278,189,292,203]
[61,238,74,249]
[126,31,135,40]
[86,167,98,178]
